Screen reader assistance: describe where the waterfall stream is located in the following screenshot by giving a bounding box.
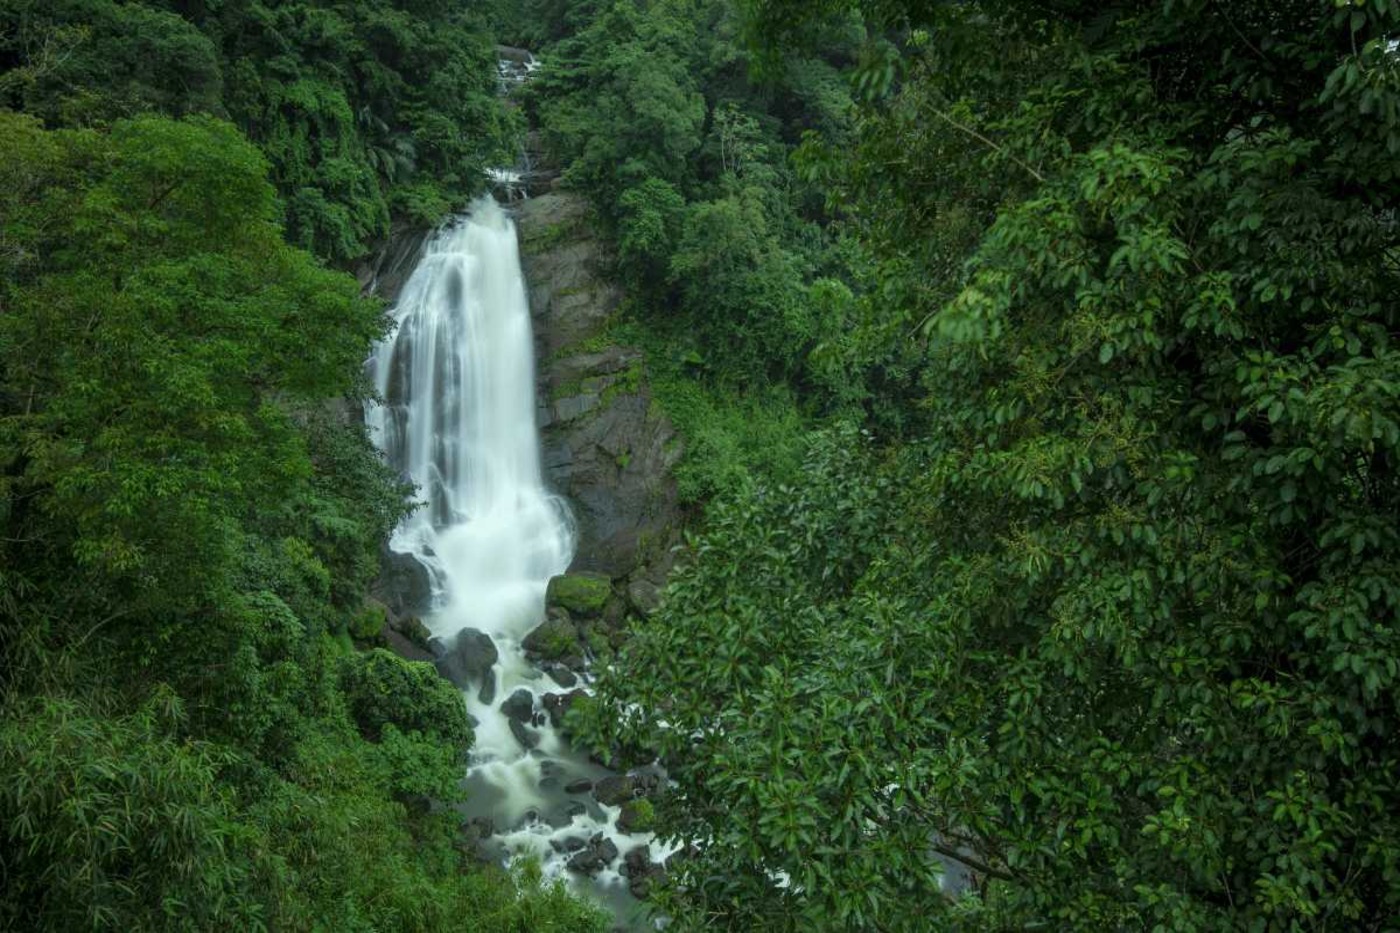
[365,198,664,927]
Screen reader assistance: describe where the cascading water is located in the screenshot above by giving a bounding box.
[366,197,668,928]
[367,199,574,644]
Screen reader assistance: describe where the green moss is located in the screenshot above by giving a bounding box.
[546,573,612,615]
[526,615,581,661]
[619,797,656,833]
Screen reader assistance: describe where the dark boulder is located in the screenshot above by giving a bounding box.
[391,614,433,649]
[509,718,540,750]
[550,835,587,854]
[594,774,636,807]
[460,816,494,842]
[501,688,535,723]
[626,578,662,616]
[373,548,434,618]
[547,800,587,828]
[564,778,593,795]
[542,689,585,728]
[567,833,619,876]
[621,845,665,899]
[434,628,498,690]
[544,663,578,688]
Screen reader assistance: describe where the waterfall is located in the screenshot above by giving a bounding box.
[365,197,665,926]
[366,198,574,645]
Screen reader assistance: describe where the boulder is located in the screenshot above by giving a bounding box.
[477,670,497,706]
[566,833,619,876]
[547,800,587,828]
[501,688,535,724]
[542,689,585,728]
[621,845,666,899]
[593,774,636,807]
[621,845,652,878]
[434,628,498,690]
[617,798,655,834]
[544,663,578,688]
[373,548,434,619]
[522,612,581,664]
[545,572,612,616]
[564,778,593,795]
[550,835,587,854]
[509,718,540,750]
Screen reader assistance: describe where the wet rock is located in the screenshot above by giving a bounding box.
[564,778,593,794]
[544,663,578,688]
[518,192,684,585]
[621,844,666,899]
[434,628,498,690]
[523,612,581,664]
[594,774,636,807]
[551,835,587,854]
[373,547,434,618]
[355,225,434,304]
[508,718,540,750]
[501,688,535,723]
[621,845,652,878]
[542,689,585,728]
[547,801,587,828]
[546,572,613,616]
[478,670,497,706]
[567,833,619,876]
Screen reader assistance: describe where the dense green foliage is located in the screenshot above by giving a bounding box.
[6,0,1399,928]
[564,0,1400,929]
[0,105,603,933]
[0,0,515,258]
[523,0,858,386]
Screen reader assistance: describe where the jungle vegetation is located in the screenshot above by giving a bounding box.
[2,0,1398,930]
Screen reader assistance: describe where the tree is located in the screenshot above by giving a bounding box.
[584,1,1400,928]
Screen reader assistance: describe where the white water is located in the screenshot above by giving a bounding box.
[365,198,668,926]
[367,199,574,647]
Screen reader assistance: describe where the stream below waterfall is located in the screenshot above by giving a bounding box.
[365,197,668,930]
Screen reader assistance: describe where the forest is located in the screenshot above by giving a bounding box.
[2,0,1398,930]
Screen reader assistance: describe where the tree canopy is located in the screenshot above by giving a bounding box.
[568,0,1400,928]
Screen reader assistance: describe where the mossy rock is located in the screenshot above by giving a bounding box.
[546,572,613,616]
[618,798,656,834]
[524,612,582,663]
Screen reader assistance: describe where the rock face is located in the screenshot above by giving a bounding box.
[516,192,682,590]
[354,224,433,306]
